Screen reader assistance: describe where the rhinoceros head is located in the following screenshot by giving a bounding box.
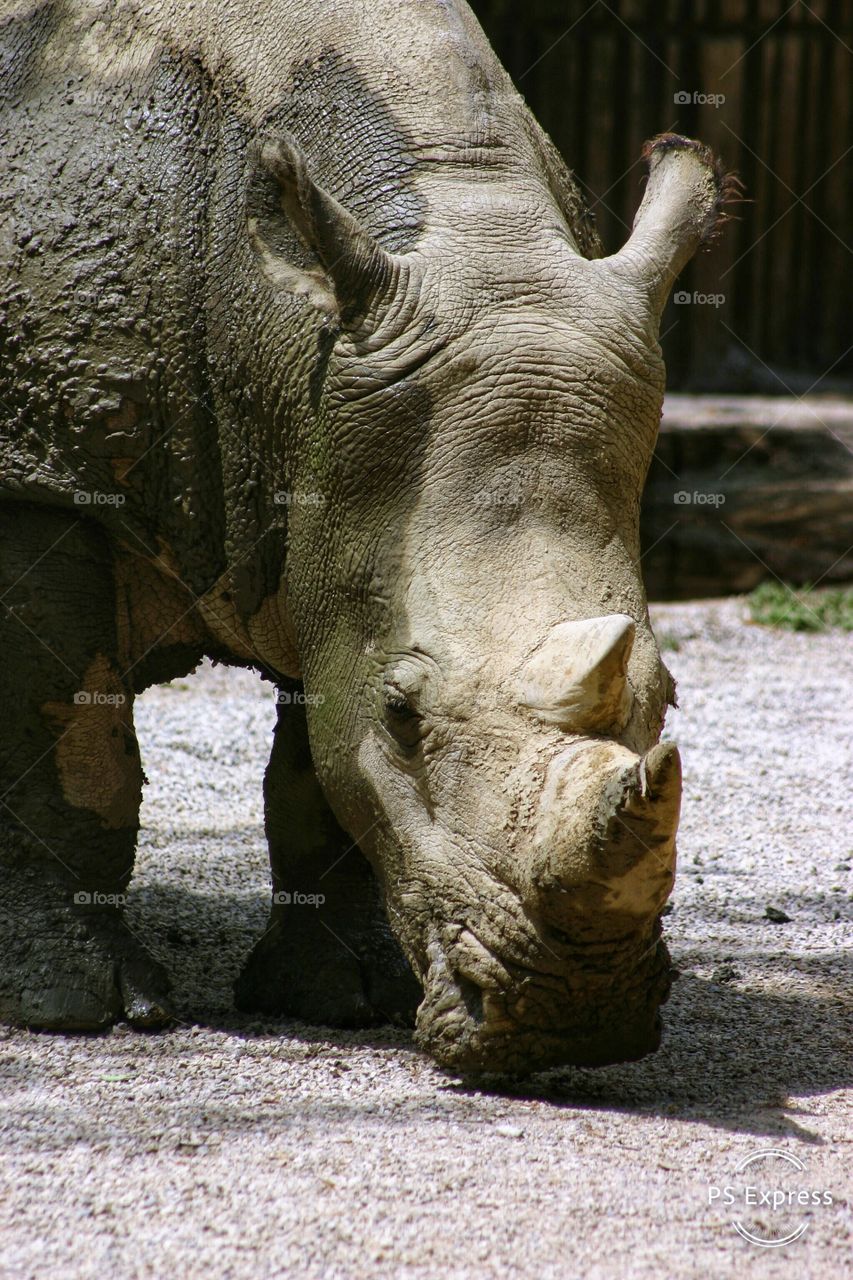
[251,130,727,1072]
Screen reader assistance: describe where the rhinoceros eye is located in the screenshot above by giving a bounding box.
[382,680,423,750]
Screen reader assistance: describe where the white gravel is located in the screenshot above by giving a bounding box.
[0,598,851,1279]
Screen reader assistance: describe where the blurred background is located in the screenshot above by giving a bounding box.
[469,0,853,604]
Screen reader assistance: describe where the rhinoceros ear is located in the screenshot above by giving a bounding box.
[605,134,738,320]
[249,133,398,324]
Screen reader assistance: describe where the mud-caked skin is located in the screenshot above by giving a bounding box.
[0,0,729,1072]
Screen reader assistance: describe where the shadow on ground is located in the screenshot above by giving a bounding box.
[114,883,853,1140]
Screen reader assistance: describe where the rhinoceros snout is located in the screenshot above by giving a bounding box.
[411,737,681,1075]
[414,924,673,1075]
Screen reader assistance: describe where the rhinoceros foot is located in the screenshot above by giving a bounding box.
[0,896,174,1033]
[234,903,421,1030]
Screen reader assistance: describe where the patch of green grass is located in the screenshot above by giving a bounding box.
[656,631,682,652]
[746,581,853,631]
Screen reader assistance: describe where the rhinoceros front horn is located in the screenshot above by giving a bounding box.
[518,614,635,734]
[254,133,398,323]
[529,739,682,934]
[593,740,682,918]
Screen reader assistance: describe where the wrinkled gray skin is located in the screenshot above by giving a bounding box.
[0,0,726,1072]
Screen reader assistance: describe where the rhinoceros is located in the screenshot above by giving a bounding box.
[0,0,729,1072]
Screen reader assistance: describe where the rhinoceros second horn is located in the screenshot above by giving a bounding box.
[518,614,636,733]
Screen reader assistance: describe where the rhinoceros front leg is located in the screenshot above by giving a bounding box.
[235,690,421,1027]
[0,505,172,1031]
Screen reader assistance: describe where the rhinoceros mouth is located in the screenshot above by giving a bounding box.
[413,927,672,1076]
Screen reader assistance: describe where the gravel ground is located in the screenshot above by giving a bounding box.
[1,598,851,1279]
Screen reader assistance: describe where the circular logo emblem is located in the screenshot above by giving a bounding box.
[707,1148,833,1248]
